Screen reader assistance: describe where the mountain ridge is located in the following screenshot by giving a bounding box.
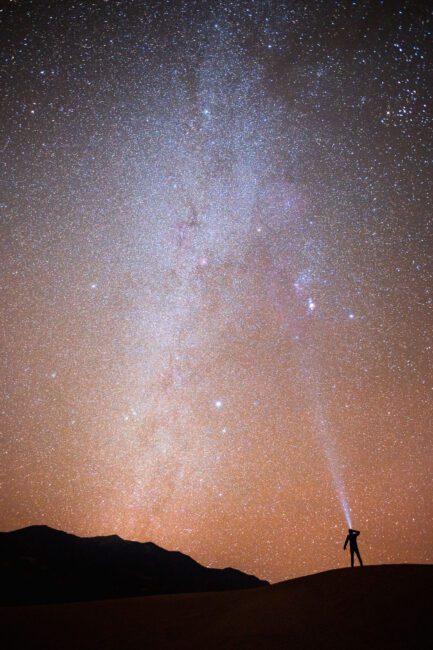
[0,524,268,605]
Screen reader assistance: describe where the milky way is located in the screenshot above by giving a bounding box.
[1,0,432,582]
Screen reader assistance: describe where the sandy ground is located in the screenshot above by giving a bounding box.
[2,564,432,650]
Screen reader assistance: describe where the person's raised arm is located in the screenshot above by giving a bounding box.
[353,530,360,536]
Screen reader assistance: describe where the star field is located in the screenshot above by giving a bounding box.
[1,0,432,582]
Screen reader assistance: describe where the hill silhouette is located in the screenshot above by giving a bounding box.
[1,564,431,649]
[0,525,267,605]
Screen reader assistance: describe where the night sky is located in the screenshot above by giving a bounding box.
[1,0,432,583]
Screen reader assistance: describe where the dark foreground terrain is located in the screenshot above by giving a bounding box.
[2,564,432,650]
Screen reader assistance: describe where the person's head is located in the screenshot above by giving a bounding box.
[348,528,353,533]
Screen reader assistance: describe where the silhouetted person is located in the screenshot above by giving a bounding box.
[343,528,363,567]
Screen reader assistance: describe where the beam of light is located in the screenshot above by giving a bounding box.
[267,261,354,527]
[315,411,352,529]
[302,364,353,529]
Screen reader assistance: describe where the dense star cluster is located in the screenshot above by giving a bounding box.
[1,0,432,582]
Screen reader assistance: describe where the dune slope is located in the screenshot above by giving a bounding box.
[2,564,432,650]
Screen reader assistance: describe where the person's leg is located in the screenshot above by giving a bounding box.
[350,550,354,567]
[355,548,363,566]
